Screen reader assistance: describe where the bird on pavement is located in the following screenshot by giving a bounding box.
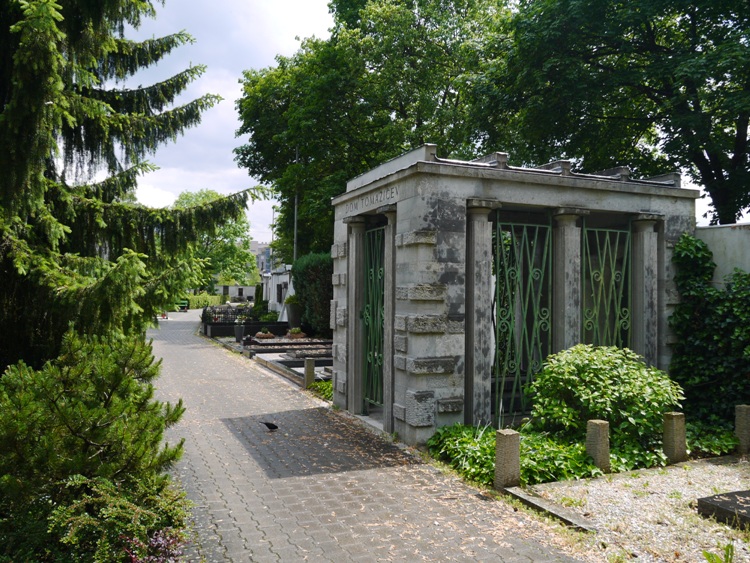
[260,421,278,431]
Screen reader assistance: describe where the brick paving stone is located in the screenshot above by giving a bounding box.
[150,313,592,562]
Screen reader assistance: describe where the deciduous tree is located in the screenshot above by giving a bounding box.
[476,0,750,224]
[173,189,260,291]
[235,0,494,260]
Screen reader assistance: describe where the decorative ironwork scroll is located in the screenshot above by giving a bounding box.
[582,223,631,348]
[493,220,552,427]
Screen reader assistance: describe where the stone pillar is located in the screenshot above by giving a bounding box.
[345,217,366,414]
[494,429,521,489]
[304,358,316,389]
[586,419,611,473]
[736,405,750,455]
[465,199,500,426]
[663,412,687,464]
[631,216,660,365]
[553,209,588,353]
[379,205,397,434]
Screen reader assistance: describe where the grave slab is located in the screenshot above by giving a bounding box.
[697,490,750,528]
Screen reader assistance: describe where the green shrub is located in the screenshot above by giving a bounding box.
[259,310,279,323]
[46,475,190,562]
[526,344,683,457]
[687,418,739,458]
[427,424,496,486]
[187,292,222,309]
[251,299,269,320]
[427,423,605,486]
[519,431,603,485]
[309,380,333,401]
[0,331,185,560]
[669,233,750,422]
[291,253,333,337]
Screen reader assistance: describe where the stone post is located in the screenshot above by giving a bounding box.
[345,217,366,414]
[494,429,521,489]
[736,405,750,455]
[663,412,687,464]
[586,420,611,473]
[466,199,500,426]
[304,358,316,389]
[631,215,660,365]
[553,209,588,353]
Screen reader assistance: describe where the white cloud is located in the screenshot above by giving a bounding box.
[127,0,332,242]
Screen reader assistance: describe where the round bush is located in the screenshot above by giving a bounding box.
[526,344,684,450]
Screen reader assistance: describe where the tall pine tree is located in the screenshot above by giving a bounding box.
[0,1,256,557]
[0,0,251,370]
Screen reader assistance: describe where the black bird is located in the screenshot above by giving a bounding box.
[260,421,278,431]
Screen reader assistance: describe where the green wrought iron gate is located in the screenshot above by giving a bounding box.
[363,226,385,413]
[493,218,552,427]
[582,222,631,348]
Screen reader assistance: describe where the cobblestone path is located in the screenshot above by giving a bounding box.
[150,313,588,562]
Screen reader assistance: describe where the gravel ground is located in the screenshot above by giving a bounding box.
[530,455,750,562]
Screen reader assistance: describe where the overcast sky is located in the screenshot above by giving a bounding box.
[129,0,334,243]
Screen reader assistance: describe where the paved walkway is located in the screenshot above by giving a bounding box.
[150,312,588,562]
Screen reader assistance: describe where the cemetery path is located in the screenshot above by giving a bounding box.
[150,312,591,562]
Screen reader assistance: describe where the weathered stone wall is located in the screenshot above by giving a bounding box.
[331,145,698,446]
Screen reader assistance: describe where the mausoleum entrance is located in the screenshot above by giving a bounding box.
[331,145,697,445]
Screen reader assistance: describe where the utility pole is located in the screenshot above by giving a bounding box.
[294,147,299,263]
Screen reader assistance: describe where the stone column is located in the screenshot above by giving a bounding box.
[465,199,500,426]
[345,217,366,414]
[553,209,588,353]
[736,405,750,455]
[494,429,521,489]
[663,412,687,464]
[586,419,611,473]
[379,205,397,434]
[631,215,660,365]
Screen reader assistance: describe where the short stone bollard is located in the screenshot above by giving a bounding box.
[736,405,750,455]
[494,429,521,490]
[304,358,316,389]
[663,412,687,464]
[586,420,611,473]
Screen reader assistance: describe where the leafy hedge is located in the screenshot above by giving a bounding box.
[669,233,750,421]
[291,253,333,337]
[526,344,683,469]
[187,292,223,309]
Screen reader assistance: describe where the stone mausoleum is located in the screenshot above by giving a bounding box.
[330,145,699,445]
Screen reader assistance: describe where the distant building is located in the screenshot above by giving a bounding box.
[250,241,272,274]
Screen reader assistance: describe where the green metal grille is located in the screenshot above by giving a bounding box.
[582,223,631,348]
[363,226,385,410]
[493,220,552,427]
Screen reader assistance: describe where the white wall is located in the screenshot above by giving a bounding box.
[696,223,750,286]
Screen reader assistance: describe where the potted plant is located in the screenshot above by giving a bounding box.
[234,313,248,343]
[255,327,275,340]
[287,327,306,339]
[285,293,302,329]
